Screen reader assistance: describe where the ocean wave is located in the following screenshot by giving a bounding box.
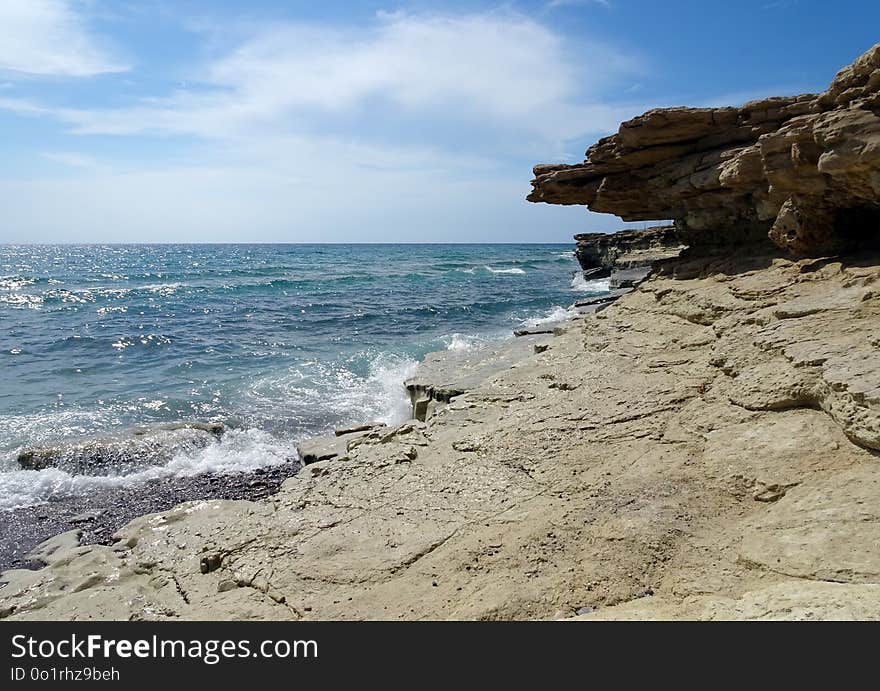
[367,356,419,425]
[571,273,611,292]
[0,428,292,510]
[0,293,43,308]
[0,276,38,291]
[244,351,418,435]
[111,333,172,351]
[522,305,579,328]
[141,282,184,297]
[484,266,526,275]
[445,333,484,352]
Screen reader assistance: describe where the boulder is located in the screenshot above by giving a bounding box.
[573,226,685,289]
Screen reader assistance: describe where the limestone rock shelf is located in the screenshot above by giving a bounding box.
[404,334,554,421]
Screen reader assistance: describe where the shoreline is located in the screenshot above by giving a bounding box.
[2,246,880,619]
[0,462,301,572]
[1,278,608,573]
[3,44,878,621]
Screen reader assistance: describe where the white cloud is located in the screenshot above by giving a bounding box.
[0,10,650,241]
[4,11,641,148]
[0,0,127,77]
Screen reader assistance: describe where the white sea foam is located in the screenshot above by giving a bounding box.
[0,276,36,291]
[142,282,183,296]
[571,273,611,292]
[245,352,419,436]
[522,305,580,328]
[446,333,484,351]
[365,355,419,425]
[484,266,526,275]
[0,293,43,308]
[0,428,293,510]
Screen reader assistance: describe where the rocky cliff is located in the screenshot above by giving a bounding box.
[529,44,880,256]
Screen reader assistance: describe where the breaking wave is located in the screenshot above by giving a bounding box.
[571,273,611,292]
[484,266,526,275]
[522,305,580,328]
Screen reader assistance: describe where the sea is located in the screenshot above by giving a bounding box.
[0,244,608,511]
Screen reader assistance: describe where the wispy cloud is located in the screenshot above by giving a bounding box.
[0,9,648,241]
[1,11,642,150]
[0,0,128,77]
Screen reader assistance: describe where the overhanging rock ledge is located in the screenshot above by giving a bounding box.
[528,44,880,256]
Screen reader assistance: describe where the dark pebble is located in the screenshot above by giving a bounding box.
[0,461,302,572]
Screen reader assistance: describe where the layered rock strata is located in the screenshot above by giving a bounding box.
[574,225,685,279]
[529,44,880,256]
[576,225,686,289]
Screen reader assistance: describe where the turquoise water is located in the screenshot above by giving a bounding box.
[0,244,607,508]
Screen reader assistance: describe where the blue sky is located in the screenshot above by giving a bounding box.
[0,1,877,243]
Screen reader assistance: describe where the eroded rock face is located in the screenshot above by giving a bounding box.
[529,44,880,256]
[574,225,686,288]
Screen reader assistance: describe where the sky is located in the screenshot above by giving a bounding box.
[0,1,877,243]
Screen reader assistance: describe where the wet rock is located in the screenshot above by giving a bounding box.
[513,325,559,337]
[405,335,551,421]
[17,422,226,476]
[609,267,652,289]
[200,553,223,574]
[335,422,386,436]
[574,290,631,308]
[69,511,104,525]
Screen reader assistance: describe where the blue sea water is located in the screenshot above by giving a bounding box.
[0,244,608,509]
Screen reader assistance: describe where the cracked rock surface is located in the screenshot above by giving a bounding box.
[2,249,879,620]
